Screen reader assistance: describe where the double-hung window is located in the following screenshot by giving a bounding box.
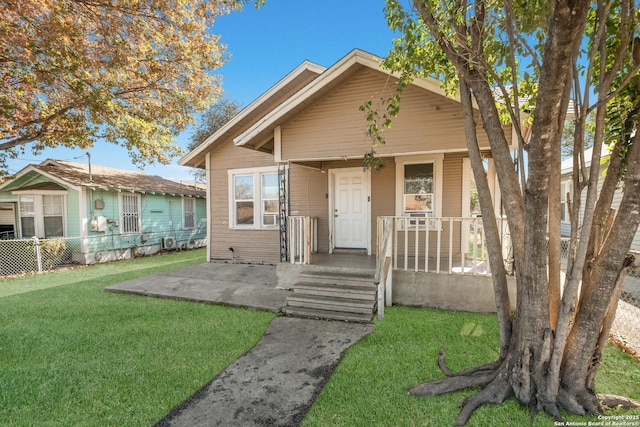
[120,193,141,234]
[403,163,434,217]
[395,155,443,226]
[229,167,279,229]
[42,195,64,237]
[183,197,195,229]
[17,194,66,238]
[19,196,36,237]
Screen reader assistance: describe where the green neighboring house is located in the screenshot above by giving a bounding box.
[0,159,206,265]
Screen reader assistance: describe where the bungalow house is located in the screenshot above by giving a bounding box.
[0,159,206,271]
[180,49,517,320]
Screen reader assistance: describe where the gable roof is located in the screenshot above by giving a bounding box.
[179,49,456,168]
[1,159,205,197]
[180,59,326,169]
[232,49,450,151]
[560,146,611,175]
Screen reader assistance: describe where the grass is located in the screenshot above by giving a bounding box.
[1,251,638,426]
[0,249,276,426]
[0,249,208,298]
[302,306,640,427]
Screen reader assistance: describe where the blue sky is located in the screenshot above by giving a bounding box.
[7,0,399,182]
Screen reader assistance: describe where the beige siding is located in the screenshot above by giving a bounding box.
[288,163,330,252]
[281,68,490,161]
[443,153,464,253]
[207,142,281,264]
[287,153,464,256]
[371,162,396,249]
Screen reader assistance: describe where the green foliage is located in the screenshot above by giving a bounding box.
[359,95,401,172]
[39,238,68,270]
[188,97,242,151]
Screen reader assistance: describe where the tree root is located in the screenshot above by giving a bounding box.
[598,394,640,410]
[453,370,512,426]
[437,348,502,377]
[408,370,498,396]
[411,348,640,426]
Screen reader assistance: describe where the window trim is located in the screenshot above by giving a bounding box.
[228,166,279,230]
[16,193,67,238]
[182,197,196,230]
[395,154,444,219]
[119,193,142,235]
[560,180,572,224]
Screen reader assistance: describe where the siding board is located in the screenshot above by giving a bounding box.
[207,142,280,264]
[281,69,491,161]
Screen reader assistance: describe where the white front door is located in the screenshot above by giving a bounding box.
[331,168,370,251]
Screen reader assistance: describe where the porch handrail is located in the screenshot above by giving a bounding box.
[286,216,317,265]
[374,217,394,320]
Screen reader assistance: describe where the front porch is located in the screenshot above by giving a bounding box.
[279,215,516,321]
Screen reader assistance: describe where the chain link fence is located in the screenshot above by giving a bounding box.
[0,231,206,277]
[616,255,640,359]
[555,239,640,359]
[0,237,79,276]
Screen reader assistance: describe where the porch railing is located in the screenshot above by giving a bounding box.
[378,216,508,274]
[286,216,318,264]
[375,215,510,319]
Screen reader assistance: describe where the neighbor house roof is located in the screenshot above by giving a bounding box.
[560,145,612,175]
[1,159,205,197]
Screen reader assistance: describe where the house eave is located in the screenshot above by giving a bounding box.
[282,147,490,164]
[233,49,463,149]
[179,60,326,168]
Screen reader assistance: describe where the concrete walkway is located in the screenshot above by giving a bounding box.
[156,317,374,427]
[105,262,376,426]
[105,262,289,312]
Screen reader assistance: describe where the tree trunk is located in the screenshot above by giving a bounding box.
[561,130,640,406]
[459,78,512,358]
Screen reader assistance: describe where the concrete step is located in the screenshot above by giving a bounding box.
[297,271,374,288]
[293,282,377,301]
[287,293,376,314]
[282,306,373,323]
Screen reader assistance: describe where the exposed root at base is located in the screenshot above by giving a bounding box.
[598,393,640,410]
[409,352,640,426]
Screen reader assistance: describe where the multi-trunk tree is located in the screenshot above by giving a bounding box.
[374,0,640,424]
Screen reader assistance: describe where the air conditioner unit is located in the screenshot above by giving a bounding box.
[162,236,177,250]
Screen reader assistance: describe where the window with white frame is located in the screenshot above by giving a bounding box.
[42,195,64,237]
[183,197,195,229]
[19,195,36,237]
[261,173,279,226]
[229,167,279,228]
[561,181,571,223]
[17,194,65,238]
[120,193,141,234]
[403,163,434,217]
[395,155,443,225]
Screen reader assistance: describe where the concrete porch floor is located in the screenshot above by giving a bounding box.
[305,251,489,274]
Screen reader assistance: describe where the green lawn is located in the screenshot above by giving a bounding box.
[303,306,640,427]
[1,250,638,426]
[0,249,276,426]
